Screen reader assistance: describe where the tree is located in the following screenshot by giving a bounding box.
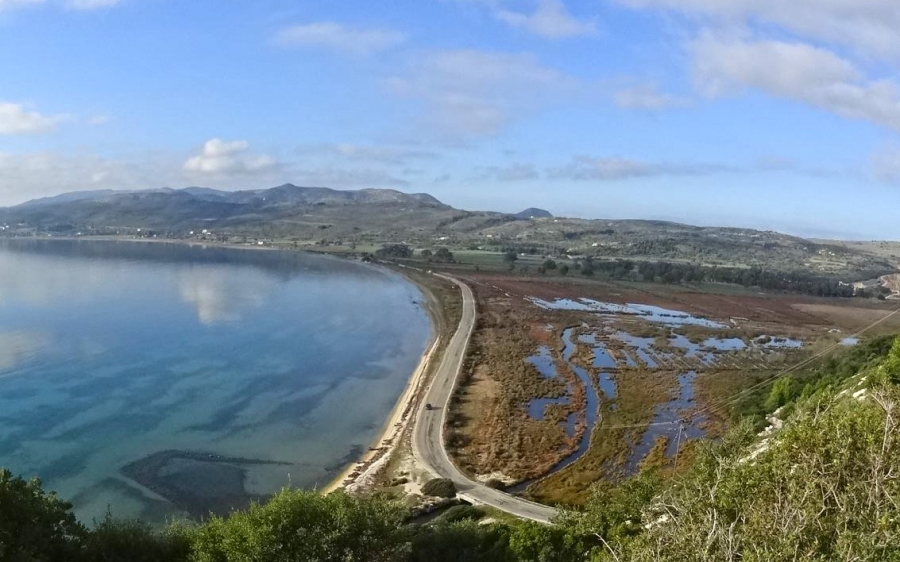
[580,258,595,276]
[543,259,557,271]
[421,249,433,258]
[559,264,570,276]
[0,470,86,562]
[764,377,796,412]
[375,244,413,259]
[503,250,518,265]
[433,248,455,263]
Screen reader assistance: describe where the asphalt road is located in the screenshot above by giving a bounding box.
[411,273,559,524]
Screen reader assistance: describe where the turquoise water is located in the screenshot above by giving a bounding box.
[0,240,431,524]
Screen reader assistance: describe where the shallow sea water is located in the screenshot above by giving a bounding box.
[0,240,430,523]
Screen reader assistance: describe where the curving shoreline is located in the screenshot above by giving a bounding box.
[15,235,445,498]
[320,267,446,494]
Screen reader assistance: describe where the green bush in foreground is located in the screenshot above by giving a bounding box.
[82,516,191,562]
[0,470,85,562]
[190,490,410,562]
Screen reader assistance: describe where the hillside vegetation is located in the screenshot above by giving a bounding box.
[3,338,899,561]
[566,337,900,560]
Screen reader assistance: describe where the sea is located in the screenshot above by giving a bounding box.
[0,239,431,524]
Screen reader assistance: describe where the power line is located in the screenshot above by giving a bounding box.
[567,304,900,434]
[695,304,900,422]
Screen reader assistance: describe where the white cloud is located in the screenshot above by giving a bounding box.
[87,114,111,126]
[0,102,65,135]
[477,163,539,181]
[0,151,181,206]
[548,155,734,180]
[495,0,596,39]
[0,0,42,10]
[183,139,277,176]
[275,22,406,56]
[614,84,687,109]
[386,49,577,138]
[689,35,900,132]
[65,0,120,9]
[616,0,900,59]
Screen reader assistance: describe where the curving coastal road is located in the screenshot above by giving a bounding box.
[411,273,559,523]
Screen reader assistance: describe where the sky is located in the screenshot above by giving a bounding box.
[1,0,900,239]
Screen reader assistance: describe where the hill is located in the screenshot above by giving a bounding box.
[513,208,553,219]
[0,184,461,242]
[1,184,896,278]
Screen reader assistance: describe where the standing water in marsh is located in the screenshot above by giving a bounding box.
[0,240,430,524]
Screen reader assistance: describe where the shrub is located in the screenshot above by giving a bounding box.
[82,516,191,562]
[436,505,483,524]
[189,489,409,562]
[509,521,587,562]
[422,478,457,498]
[484,479,505,490]
[410,520,511,562]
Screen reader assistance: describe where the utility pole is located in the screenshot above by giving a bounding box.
[673,423,685,472]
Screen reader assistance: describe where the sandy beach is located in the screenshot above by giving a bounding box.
[321,268,447,494]
[320,333,440,494]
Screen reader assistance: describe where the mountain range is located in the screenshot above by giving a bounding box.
[0,184,894,278]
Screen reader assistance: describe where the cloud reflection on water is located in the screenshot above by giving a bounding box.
[0,331,50,372]
[177,268,276,325]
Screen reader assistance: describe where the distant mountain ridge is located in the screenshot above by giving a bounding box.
[17,184,445,209]
[1,183,895,279]
[0,184,468,244]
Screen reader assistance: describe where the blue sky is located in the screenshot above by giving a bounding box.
[1,0,899,238]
